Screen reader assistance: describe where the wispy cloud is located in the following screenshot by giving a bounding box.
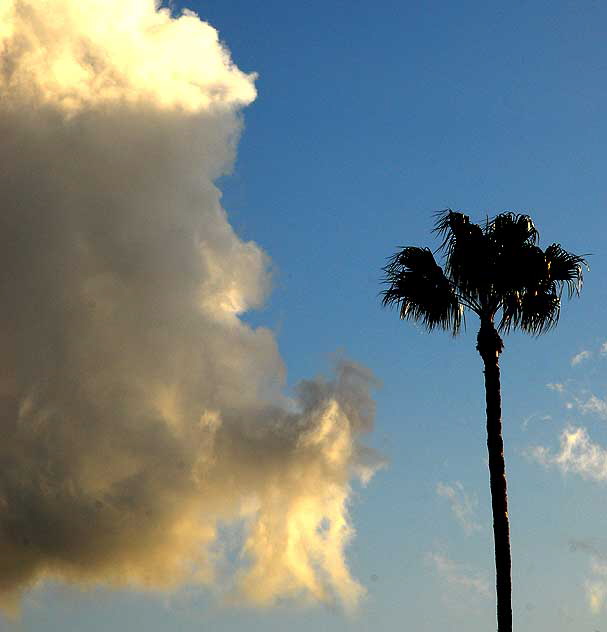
[569,539,607,614]
[570,539,607,561]
[436,482,481,535]
[586,561,607,614]
[545,379,607,420]
[571,350,592,366]
[521,412,552,430]
[546,382,566,393]
[530,426,607,482]
[426,552,491,599]
[577,395,607,419]
[545,346,607,419]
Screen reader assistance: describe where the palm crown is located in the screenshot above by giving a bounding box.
[381,209,587,336]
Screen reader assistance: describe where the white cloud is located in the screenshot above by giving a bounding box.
[586,561,607,614]
[436,482,481,535]
[0,0,380,614]
[571,350,592,366]
[586,578,607,613]
[530,427,607,482]
[545,378,607,420]
[546,382,566,393]
[537,428,607,613]
[569,541,607,614]
[426,552,491,599]
[600,342,607,355]
[577,395,607,419]
[0,0,256,114]
[556,392,607,419]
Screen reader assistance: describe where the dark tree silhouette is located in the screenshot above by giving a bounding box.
[381,210,586,632]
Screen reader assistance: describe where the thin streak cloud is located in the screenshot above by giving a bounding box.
[436,482,481,535]
[571,350,592,367]
[426,552,491,599]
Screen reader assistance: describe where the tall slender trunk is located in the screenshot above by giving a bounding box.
[477,319,512,632]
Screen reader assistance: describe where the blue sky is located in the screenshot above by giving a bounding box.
[5,1,607,630]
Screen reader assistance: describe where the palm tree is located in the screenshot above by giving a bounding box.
[381,210,586,632]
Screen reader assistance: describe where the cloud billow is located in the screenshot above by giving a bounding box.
[0,0,379,613]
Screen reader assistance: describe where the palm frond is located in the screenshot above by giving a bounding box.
[499,285,560,335]
[433,209,482,257]
[518,287,561,335]
[497,291,523,333]
[433,209,488,298]
[496,242,586,334]
[488,212,539,248]
[381,246,462,335]
[544,243,588,298]
[491,243,546,298]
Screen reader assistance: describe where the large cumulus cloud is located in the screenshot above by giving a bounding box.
[0,0,379,614]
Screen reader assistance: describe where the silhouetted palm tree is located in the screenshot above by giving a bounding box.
[381,210,586,632]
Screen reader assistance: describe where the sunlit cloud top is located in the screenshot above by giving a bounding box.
[0,0,257,113]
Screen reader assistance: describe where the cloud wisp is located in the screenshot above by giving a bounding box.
[436,482,481,535]
[426,552,491,601]
[544,367,607,421]
[576,395,607,419]
[569,540,607,614]
[546,382,566,393]
[571,350,592,367]
[0,0,380,614]
[585,562,607,614]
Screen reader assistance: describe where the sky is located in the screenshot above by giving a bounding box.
[1,1,607,630]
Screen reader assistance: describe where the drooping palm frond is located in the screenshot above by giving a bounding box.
[518,286,561,335]
[433,209,489,299]
[489,212,539,249]
[544,243,588,298]
[433,209,483,259]
[494,242,551,333]
[498,283,562,335]
[487,213,542,303]
[381,246,462,335]
[492,229,587,335]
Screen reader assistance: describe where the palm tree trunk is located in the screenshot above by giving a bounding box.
[477,319,512,632]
